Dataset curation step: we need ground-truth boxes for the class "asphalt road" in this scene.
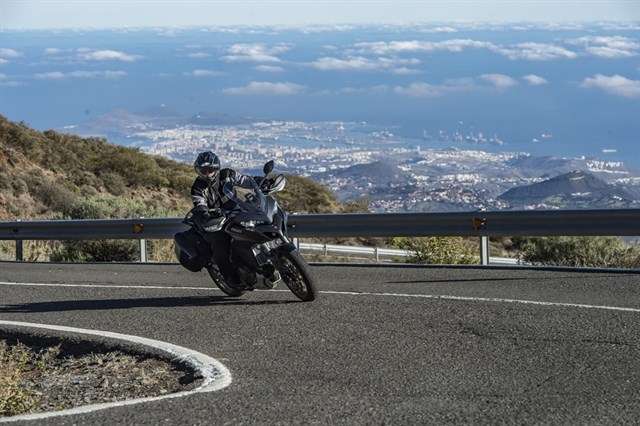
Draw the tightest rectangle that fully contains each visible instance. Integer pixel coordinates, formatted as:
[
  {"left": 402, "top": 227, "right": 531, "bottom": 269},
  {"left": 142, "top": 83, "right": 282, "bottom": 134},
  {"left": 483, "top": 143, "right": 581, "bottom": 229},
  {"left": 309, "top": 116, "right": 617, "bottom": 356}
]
[{"left": 1, "top": 262, "right": 640, "bottom": 424}]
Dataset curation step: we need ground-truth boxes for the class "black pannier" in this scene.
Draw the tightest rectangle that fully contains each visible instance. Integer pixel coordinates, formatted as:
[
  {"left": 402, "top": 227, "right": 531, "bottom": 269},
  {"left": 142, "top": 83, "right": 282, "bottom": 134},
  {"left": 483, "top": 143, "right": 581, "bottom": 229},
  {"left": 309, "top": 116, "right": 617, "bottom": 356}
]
[{"left": 174, "top": 228, "right": 212, "bottom": 272}]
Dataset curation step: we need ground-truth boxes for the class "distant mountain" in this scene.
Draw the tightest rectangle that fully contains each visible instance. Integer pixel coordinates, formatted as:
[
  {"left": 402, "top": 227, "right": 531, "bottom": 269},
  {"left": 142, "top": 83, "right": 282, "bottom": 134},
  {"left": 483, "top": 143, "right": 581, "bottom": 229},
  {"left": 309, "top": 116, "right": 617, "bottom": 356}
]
[
  {"left": 318, "top": 161, "right": 410, "bottom": 185},
  {"left": 187, "top": 111, "right": 254, "bottom": 126},
  {"left": 65, "top": 108, "right": 254, "bottom": 146},
  {"left": 498, "top": 170, "right": 638, "bottom": 209},
  {"left": 506, "top": 154, "right": 633, "bottom": 182},
  {"left": 506, "top": 155, "right": 584, "bottom": 178}
]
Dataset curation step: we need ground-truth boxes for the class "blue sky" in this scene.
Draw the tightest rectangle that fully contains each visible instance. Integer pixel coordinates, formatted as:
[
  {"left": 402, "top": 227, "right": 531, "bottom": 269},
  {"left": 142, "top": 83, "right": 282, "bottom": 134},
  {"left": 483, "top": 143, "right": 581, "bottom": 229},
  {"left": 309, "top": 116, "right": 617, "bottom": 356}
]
[{"left": 1, "top": 1, "right": 640, "bottom": 29}]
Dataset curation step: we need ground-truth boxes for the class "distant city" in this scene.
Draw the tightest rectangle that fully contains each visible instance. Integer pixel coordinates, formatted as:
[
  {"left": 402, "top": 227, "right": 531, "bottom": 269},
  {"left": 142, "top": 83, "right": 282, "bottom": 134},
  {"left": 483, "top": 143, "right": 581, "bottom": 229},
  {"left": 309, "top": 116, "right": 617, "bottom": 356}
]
[{"left": 64, "top": 108, "right": 640, "bottom": 212}]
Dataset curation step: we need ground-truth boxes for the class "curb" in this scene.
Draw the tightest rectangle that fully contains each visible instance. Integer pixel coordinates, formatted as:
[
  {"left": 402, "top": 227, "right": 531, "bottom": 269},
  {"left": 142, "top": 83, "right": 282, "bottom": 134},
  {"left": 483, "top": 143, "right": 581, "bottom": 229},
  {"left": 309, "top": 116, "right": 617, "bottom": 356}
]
[{"left": 0, "top": 320, "right": 232, "bottom": 423}]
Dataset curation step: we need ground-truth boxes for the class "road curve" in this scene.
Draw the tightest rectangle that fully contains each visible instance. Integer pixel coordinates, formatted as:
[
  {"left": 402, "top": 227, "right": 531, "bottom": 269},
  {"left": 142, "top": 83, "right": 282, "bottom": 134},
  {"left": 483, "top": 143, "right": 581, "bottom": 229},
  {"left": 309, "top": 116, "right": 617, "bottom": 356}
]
[{"left": 1, "top": 262, "right": 640, "bottom": 424}]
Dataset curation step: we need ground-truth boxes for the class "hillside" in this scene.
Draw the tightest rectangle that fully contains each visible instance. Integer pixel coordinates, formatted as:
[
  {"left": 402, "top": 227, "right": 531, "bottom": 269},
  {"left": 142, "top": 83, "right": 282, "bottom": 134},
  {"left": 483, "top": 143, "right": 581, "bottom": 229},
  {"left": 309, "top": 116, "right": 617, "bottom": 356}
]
[
  {"left": 0, "top": 115, "right": 345, "bottom": 221},
  {"left": 498, "top": 170, "right": 638, "bottom": 209},
  {"left": 318, "top": 161, "right": 409, "bottom": 185}
]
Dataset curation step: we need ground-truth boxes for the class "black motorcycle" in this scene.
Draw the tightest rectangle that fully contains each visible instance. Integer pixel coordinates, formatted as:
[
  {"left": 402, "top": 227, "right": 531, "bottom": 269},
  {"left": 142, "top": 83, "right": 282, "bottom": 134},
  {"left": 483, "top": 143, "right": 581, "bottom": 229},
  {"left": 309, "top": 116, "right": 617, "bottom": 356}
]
[{"left": 174, "top": 161, "right": 317, "bottom": 302}]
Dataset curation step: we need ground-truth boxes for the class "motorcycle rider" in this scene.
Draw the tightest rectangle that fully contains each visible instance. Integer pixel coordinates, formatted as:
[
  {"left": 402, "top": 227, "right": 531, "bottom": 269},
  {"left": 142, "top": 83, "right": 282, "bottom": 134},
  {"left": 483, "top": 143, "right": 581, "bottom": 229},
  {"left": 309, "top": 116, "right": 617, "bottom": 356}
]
[
  {"left": 191, "top": 151, "right": 242, "bottom": 287},
  {"left": 191, "top": 151, "right": 280, "bottom": 289}
]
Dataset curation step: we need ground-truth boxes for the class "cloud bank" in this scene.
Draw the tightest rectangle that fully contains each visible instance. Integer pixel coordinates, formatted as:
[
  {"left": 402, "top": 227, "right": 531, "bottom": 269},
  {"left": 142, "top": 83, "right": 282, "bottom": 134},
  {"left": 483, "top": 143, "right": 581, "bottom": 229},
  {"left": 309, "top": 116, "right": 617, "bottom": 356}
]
[
  {"left": 255, "top": 65, "right": 284, "bottom": 72},
  {"left": 581, "top": 74, "right": 640, "bottom": 98},
  {"left": 308, "top": 56, "right": 420, "bottom": 73},
  {"left": 480, "top": 73, "right": 519, "bottom": 89},
  {"left": 0, "top": 48, "right": 22, "bottom": 58},
  {"left": 222, "top": 81, "right": 305, "bottom": 95},
  {"left": 183, "top": 69, "right": 224, "bottom": 77},
  {"left": 221, "top": 43, "right": 291, "bottom": 63},
  {"left": 568, "top": 36, "right": 640, "bottom": 58},
  {"left": 522, "top": 74, "right": 548, "bottom": 85},
  {"left": 79, "top": 50, "right": 139, "bottom": 62},
  {"left": 34, "top": 70, "right": 127, "bottom": 80}
]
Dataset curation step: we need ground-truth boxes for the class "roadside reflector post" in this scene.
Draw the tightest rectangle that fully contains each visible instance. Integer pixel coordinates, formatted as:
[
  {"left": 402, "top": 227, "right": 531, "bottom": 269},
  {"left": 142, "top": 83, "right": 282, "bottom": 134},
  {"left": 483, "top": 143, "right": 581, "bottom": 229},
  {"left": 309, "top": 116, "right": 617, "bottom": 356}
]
[
  {"left": 15, "top": 240, "right": 23, "bottom": 262},
  {"left": 480, "top": 236, "right": 490, "bottom": 266},
  {"left": 323, "top": 243, "right": 328, "bottom": 256},
  {"left": 136, "top": 218, "right": 146, "bottom": 263},
  {"left": 374, "top": 247, "right": 379, "bottom": 263},
  {"left": 139, "top": 239, "right": 147, "bottom": 263}
]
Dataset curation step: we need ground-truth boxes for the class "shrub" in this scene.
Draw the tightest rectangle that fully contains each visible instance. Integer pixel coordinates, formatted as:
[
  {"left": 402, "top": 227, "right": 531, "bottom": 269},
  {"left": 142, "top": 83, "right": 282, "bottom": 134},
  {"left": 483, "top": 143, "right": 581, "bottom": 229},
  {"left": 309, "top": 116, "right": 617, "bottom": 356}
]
[
  {"left": 0, "top": 172, "right": 11, "bottom": 190},
  {"left": 147, "top": 239, "right": 177, "bottom": 262},
  {"left": 391, "top": 236, "right": 478, "bottom": 264},
  {"left": 51, "top": 240, "right": 138, "bottom": 262},
  {"left": 276, "top": 175, "right": 339, "bottom": 213},
  {"left": 511, "top": 236, "right": 640, "bottom": 268},
  {"left": 56, "top": 195, "right": 175, "bottom": 262},
  {"left": 341, "top": 198, "right": 370, "bottom": 213},
  {"left": 34, "top": 180, "right": 77, "bottom": 212},
  {"left": 100, "top": 172, "right": 127, "bottom": 195},
  {"left": 10, "top": 177, "right": 28, "bottom": 195},
  {"left": 63, "top": 195, "right": 173, "bottom": 220},
  {"left": 0, "top": 341, "right": 38, "bottom": 416}
]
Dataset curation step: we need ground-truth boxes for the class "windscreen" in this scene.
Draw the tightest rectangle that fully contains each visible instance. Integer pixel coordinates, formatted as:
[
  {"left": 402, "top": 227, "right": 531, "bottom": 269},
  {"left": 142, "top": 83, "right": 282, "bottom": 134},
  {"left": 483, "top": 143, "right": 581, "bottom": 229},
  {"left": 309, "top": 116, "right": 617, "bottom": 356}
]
[{"left": 222, "top": 175, "right": 266, "bottom": 213}]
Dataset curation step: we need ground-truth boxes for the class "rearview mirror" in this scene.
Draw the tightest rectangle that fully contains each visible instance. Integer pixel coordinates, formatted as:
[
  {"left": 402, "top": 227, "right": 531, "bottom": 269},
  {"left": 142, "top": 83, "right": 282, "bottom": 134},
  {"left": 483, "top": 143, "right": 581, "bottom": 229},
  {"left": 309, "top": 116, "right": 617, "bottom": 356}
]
[
  {"left": 263, "top": 160, "right": 275, "bottom": 176},
  {"left": 268, "top": 174, "right": 286, "bottom": 193}
]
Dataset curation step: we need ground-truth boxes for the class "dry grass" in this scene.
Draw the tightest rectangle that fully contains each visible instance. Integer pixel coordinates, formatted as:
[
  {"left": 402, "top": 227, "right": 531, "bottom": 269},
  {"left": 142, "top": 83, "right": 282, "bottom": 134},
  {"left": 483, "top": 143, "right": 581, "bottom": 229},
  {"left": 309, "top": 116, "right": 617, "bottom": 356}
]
[{"left": 0, "top": 341, "right": 58, "bottom": 417}]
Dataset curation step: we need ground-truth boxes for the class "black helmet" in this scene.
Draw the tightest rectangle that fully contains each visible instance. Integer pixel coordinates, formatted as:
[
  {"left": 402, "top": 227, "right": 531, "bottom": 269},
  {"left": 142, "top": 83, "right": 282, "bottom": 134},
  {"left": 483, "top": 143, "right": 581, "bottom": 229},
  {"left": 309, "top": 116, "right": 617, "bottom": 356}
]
[{"left": 194, "top": 151, "right": 220, "bottom": 182}]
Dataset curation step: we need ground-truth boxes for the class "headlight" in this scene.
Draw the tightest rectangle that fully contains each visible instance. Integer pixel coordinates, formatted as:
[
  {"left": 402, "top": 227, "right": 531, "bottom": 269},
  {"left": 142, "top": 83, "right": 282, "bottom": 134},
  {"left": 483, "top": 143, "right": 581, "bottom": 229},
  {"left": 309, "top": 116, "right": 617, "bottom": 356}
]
[{"left": 240, "top": 220, "right": 258, "bottom": 228}]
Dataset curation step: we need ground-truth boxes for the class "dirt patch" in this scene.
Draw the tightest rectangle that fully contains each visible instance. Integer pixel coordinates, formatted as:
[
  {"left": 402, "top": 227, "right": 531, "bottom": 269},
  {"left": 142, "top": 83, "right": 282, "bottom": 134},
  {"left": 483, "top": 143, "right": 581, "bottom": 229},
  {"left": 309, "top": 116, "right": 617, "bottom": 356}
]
[{"left": 0, "top": 335, "right": 202, "bottom": 418}]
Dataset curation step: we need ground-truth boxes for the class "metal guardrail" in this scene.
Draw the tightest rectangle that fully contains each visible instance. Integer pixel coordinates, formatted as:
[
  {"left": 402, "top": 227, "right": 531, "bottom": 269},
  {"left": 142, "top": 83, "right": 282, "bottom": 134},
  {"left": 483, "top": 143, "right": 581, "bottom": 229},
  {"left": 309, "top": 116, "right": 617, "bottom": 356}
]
[{"left": 1, "top": 209, "right": 639, "bottom": 265}]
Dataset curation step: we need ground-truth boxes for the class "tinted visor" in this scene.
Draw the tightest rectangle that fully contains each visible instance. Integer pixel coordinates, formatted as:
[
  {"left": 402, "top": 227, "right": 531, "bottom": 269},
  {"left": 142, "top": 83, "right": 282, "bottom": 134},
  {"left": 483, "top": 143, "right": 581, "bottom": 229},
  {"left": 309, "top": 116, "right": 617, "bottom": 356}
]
[{"left": 200, "top": 165, "right": 219, "bottom": 176}]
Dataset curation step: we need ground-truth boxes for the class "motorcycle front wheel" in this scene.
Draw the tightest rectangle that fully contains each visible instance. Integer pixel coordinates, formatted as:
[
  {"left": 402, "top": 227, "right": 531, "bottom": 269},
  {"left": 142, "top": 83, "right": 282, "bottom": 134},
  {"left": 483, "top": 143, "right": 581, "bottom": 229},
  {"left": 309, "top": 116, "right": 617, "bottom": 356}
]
[
  {"left": 206, "top": 265, "right": 245, "bottom": 297},
  {"left": 277, "top": 251, "right": 317, "bottom": 302}
]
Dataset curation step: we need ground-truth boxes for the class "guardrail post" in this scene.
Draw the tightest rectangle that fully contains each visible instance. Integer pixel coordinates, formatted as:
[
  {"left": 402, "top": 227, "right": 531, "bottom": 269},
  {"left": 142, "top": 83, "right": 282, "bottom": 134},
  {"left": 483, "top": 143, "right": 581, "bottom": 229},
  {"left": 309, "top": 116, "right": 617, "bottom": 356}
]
[
  {"left": 323, "top": 243, "right": 328, "bottom": 256},
  {"left": 15, "top": 240, "right": 23, "bottom": 262},
  {"left": 479, "top": 236, "right": 490, "bottom": 266},
  {"left": 374, "top": 247, "right": 379, "bottom": 263},
  {"left": 139, "top": 239, "right": 147, "bottom": 263}
]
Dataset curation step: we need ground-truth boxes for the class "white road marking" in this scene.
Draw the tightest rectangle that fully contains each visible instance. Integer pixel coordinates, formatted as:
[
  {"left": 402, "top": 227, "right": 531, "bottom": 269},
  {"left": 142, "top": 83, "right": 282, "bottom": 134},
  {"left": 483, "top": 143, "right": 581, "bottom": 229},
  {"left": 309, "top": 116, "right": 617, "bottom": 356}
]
[
  {"left": 0, "top": 320, "right": 232, "bottom": 423},
  {"left": 318, "top": 290, "right": 640, "bottom": 313},
  {"left": 1, "top": 280, "right": 640, "bottom": 313}
]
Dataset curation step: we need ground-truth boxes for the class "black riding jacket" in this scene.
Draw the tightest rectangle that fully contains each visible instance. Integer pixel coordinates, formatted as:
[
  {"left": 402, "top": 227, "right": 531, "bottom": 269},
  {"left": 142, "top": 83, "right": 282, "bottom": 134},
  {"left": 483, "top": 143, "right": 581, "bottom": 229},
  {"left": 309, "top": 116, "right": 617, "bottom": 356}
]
[{"left": 190, "top": 168, "right": 237, "bottom": 213}]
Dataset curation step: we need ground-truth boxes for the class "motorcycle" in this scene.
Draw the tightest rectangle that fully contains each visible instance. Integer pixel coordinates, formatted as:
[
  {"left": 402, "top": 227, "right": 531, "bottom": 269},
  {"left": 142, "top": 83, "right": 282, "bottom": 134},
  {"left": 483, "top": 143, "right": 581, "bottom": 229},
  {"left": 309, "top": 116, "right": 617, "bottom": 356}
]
[{"left": 175, "top": 161, "right": 317, "bottom": 302}]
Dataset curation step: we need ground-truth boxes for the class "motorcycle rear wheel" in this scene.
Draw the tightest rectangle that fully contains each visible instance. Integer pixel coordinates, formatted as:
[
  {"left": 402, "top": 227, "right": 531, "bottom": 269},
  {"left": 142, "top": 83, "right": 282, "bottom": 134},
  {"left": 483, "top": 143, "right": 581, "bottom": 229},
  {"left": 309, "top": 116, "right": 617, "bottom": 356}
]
[
  {"left": 277, "top": 251, "right": 317, "bottom": 302},
  {"left": 206, "top": 265, "right": 245, "bottom": 297}
]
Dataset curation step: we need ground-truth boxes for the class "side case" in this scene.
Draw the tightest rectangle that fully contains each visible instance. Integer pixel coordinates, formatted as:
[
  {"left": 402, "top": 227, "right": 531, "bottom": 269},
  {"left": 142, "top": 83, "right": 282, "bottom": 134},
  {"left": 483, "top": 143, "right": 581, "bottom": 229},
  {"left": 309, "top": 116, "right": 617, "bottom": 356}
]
[{"left": 174, "top": 228, "right": 212, "bottom": 272}]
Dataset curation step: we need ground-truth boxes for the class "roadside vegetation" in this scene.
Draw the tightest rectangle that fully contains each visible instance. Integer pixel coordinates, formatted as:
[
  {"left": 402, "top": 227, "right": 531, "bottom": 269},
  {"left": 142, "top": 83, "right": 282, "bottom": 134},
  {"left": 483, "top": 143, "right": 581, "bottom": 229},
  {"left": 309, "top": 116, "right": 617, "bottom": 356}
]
[
  {"left": 510, "top": 236, "right": 640, "bottom": 268},
  {"left": 0, "top": 339, "right": 197, "bottom": 418},
  {"left": 390, "top": 236, "right": 478, "bottom": 264}
]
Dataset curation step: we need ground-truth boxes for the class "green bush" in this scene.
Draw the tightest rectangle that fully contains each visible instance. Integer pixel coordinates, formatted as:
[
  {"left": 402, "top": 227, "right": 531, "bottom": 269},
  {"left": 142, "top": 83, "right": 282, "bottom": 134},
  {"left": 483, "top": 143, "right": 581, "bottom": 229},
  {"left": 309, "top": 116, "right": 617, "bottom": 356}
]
[
  {"left": 276, "top": 175, "right": 339, "bottom": 213},
  {"left": 51, "top": 240, "right": 138, "bottom": 262},
  {"left": 391, "top": 237, "right": 478, "bottom": 264},
  {"left": 34, "top": 180, "right": 77, "bottom": 211},
  {"left": 100, "top": 172, "right": 127, "bottom": 195},
  {"left": 63, "top": 195, "right": 173, "bottom": 220},
  {"left": 55, "top": 195, "right": 176, "bottom": 262},
  {"left": 10, "top": 177, "right": 28, "bottom": 195},
  {"left": 0, "top": 172, "right": 11, "bottom": 190},
  {"left": 512, "top": 236, "right": 640, "bottom": 268}
]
